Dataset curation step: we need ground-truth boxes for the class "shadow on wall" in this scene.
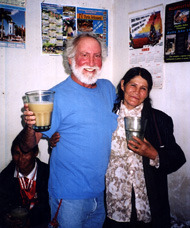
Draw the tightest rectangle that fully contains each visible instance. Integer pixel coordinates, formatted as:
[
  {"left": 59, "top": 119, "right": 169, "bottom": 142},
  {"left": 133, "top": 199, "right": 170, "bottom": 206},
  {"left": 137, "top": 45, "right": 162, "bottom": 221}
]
[{"left": 168, "top": 165, "right": 190, "bottom": 227}]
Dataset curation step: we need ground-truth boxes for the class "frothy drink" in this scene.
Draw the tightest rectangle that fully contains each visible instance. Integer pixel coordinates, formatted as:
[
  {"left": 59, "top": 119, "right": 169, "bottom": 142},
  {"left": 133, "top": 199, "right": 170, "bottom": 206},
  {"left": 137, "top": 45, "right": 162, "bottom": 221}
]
[
  {"left": 28, "top": 101, "right": 53, "bottom": 131},
  {"left": 25, "top": 90, "right": 55, "bottom": 132}
]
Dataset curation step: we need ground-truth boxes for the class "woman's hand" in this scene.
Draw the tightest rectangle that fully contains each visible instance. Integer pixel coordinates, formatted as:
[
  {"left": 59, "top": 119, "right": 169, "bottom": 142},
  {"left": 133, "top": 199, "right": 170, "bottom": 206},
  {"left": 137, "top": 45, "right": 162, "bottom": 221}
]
[{"left": 128, "top": 137, "right": 158, "bottom": 160}]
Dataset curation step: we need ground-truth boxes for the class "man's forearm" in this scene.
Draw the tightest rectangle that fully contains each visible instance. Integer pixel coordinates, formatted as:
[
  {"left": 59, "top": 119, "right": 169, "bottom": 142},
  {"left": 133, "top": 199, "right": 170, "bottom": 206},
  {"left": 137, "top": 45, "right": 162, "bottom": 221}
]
[{"left": 18, "top": 125, "right": 40, "bottom": 152}]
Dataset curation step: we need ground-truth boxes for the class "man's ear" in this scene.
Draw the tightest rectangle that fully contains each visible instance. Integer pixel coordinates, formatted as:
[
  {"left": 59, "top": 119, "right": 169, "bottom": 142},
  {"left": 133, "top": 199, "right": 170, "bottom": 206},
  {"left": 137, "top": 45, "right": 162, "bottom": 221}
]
[
  {"left": 35, "top": 151, "right": 39, "bottom": 157},
  {"left": 121, "top": 80, "right": 125, "bottom": 91},
  {"left": 68, "top": 58, "right": 72, "bottom": 65}
]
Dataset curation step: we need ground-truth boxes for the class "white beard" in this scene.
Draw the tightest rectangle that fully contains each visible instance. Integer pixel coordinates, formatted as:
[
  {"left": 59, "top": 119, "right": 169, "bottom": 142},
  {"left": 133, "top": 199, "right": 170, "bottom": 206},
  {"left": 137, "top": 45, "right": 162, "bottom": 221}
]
[{"left": 71, "top": 59, "right": 102, "bottom": 85}]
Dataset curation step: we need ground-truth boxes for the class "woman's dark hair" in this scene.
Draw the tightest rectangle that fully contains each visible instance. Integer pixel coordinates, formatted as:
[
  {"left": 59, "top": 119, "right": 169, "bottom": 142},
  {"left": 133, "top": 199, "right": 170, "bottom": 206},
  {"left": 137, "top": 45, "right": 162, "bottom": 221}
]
[
  {"left": 113, "top": 67, "right": 153, "bottom": 112},
  {"left": 11, "top": 135, "right": 39, "bottom": 155}
]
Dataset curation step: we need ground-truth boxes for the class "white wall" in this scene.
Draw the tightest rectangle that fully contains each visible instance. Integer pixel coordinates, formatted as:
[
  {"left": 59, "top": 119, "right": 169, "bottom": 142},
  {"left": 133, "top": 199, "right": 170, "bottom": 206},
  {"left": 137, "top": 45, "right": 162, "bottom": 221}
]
[{"left": 0, "top": 0, "right": 189, "bottom": 224}]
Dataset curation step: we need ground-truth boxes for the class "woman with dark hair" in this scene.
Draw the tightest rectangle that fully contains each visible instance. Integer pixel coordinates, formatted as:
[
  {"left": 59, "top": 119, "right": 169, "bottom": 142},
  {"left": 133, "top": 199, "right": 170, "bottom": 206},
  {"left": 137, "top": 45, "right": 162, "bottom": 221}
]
[{"left": 104, "top": 67, "right": 186, "bottom": 228}]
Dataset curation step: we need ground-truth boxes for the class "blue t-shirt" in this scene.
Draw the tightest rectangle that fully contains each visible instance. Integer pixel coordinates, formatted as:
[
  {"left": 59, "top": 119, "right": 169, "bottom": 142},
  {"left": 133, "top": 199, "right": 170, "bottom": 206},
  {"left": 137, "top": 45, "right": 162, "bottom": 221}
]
[{"left": 44, "top": 76, "right": 118, "bottom": 199}]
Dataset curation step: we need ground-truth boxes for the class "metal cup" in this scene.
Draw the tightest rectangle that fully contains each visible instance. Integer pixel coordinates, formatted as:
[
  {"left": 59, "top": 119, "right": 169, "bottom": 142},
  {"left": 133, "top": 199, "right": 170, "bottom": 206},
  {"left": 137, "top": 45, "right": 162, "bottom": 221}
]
[{"left": 124, "top": 116, "right": 147, "bottom": 147}]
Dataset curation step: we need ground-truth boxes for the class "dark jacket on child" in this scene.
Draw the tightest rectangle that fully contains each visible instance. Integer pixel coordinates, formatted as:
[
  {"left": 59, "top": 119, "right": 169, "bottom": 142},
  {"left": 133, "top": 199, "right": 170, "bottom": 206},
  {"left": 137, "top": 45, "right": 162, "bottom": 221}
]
[{"left": 0, "top": 158, "right": 50, "bottom": 227}]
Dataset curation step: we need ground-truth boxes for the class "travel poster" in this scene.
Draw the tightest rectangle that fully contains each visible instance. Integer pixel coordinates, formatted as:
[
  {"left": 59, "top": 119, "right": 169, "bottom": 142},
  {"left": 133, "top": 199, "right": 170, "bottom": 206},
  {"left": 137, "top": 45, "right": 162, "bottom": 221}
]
[
  {"left": 164, "top": 1, "right": 190, "bottom": 62},
  {"left": 41, "top": 3, "right": 76, "bottom": 55},
  {"left": 0, "top": 4, "right": 25, "bottom": 48},
  {"left": 129, "top": 5, "right": 164, "bottom": 89},
  {"left": 77, "top": 7, "right": 108, "bottom": 47},
  {"left": 41, "top": 3, "right": 108, "bottom": 55},
  {"left": 0, "top": 0, "right": 25, "bottom": 7}
]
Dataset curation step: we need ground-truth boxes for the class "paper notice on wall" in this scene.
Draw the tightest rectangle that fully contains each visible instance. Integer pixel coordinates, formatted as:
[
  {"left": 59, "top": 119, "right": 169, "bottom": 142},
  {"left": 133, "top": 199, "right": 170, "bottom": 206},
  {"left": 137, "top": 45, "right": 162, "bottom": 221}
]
[
  {"left": 164, "top": 1, "right": 190, "bottom": 62},
  {"left": 0, "top": 0, "right": 25, "bottom": 7},
  {"left": 0, "top": 4, "right": 25, "bottom": 48},
  {"left": 77, "top": 7, "right": 108, "bottom": 47},
  {"left": 41, "top": 3, "right": 108, "bottom": 55},
  {"left": 129, "top": 4, "right": 164, "bottom": 89}
]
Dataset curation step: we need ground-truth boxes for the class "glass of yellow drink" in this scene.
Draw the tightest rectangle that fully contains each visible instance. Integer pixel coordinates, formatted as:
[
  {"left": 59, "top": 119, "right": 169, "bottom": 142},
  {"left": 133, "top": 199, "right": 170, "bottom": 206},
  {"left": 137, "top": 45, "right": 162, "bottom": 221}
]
[{"left": 25, "top": 90, "right": 55, "bottom": 132}]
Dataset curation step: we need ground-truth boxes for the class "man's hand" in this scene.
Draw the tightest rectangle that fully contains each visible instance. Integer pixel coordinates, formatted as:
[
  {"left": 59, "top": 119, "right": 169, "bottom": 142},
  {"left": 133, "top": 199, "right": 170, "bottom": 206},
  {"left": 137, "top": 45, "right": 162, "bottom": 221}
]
[
  {"left": 49, "top": 132, "right": 60, "bottom": 148},
  {"left": 19, "top": 103, "right": 42, "bottom": 149},
  {"left": 23, "top": 103, "right": 36, "bottom": 128}
]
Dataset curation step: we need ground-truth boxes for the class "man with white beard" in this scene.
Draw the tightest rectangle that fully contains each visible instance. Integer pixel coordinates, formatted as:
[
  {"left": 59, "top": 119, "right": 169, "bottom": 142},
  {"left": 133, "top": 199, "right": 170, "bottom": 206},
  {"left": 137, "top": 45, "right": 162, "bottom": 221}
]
[{"left": 18, "top": 33, "right": 118, "bottom": 228}]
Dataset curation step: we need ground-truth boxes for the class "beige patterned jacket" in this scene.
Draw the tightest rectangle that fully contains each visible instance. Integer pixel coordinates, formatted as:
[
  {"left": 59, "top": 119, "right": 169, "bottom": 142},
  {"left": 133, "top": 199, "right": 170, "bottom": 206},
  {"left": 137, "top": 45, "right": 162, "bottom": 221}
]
[{"left": 106, "top": 102, "right": 151, "bottom": 222}]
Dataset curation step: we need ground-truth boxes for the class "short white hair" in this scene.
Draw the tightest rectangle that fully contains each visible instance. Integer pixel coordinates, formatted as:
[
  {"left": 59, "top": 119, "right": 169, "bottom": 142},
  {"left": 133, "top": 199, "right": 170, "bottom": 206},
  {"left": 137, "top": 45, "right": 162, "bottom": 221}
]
[{"left": 63, "top": 33, "right": 107, "bottom": 74}]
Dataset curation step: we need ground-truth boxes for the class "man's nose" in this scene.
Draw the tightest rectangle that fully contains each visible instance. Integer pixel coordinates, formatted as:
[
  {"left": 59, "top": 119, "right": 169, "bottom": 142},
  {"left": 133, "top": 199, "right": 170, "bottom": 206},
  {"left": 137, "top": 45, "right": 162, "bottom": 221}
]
[
  {"left": 88, "top": 56, "right": 95, "bottom": 66},
  {"left": 19, "top": 153, "right": 24, "bottom": 161}
]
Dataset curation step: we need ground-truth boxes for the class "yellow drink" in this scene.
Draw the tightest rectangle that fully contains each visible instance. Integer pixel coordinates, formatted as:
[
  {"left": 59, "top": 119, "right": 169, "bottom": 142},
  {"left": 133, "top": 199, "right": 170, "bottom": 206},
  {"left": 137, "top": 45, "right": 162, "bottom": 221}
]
[{"left": 28, "top": 102, "right": 53, "bottom": 131}]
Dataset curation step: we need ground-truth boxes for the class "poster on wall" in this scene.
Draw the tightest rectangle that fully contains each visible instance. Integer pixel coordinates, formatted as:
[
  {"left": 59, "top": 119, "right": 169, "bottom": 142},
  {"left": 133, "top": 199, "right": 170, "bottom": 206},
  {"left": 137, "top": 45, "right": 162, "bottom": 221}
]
[
  {"left": 129, "top": 5, "right": 164, "bottom": 89},
  {"left": 164, "top": 1, "right": 190, "bottom": 62},
  {"left": 41, "top": 3, "right": 73, "bottom": 55},
  {"left": 41, "top": 3, "right": 108, "bottom": 55},
  {"left": 0, "top": 0, "right": 25, "bottom": 7},
  {"left": 77, "top": 7, "right": 108, "bottom": 47},
  {"left": 0, "top": 3, "right": 25, "bottom": 48}
]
